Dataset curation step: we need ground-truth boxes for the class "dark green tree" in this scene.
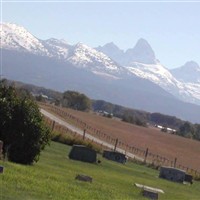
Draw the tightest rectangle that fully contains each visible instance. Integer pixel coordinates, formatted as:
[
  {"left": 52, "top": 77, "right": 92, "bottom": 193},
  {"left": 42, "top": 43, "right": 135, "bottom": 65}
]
[
  {"left": 179, "top": 122, "right": 194, "bottom": 138},
  {"left": 62, "top": 91, "right": 91, "bottom": 111},
  {"left": 0, "top": 80, "right": 50, "bottom": 164}
]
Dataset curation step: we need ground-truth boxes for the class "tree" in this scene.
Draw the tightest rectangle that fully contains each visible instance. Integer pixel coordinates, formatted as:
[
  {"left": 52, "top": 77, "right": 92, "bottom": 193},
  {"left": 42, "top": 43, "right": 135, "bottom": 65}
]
[
  {"left": 62, "top": 91, "right": 91, "bottom": 111},
  {"left": 0, "top": 80, "right": 50, "bottom": 164},
  {"left": 178, "top": 122, "right": 194, "bottom": 138}
]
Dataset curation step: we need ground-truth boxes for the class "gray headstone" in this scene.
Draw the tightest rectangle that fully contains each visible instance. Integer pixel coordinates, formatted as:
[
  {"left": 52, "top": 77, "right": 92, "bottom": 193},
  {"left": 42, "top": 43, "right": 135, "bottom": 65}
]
[
  {"left": 75, "top": 174, "right": 92, "bottom": 183},
  {"left": 184, "top": 174, "right": 193, "bottom": 184},
  {"left": 69, "top": 145, "right": 97, "bottom": 163},
  {"left": 159, "top": 166, "right": 186, "bottom": 183},
  {"left": 142, "top": 189, "right": 158, "bottom": 200},
  {"left": 0, "top": 166, "right": 4, "bottom": 174},
  {"left": 0, "top": 141, "right": 3, "bottom": 160},
  {"left": 103, "top": 150, "right": 127, "bottom": 164}
]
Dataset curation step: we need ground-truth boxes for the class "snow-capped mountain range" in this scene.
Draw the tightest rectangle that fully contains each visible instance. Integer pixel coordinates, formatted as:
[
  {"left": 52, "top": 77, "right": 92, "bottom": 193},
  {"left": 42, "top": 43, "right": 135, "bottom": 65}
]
[
  {"left": 97, "top": 39, "right": 200, "bottom": 105},
  {"left": 1, "top": 22, "right": 200, "bottom": 122},
  {"left": 1, "top": 22, "right": 125, "bottom": 79}
]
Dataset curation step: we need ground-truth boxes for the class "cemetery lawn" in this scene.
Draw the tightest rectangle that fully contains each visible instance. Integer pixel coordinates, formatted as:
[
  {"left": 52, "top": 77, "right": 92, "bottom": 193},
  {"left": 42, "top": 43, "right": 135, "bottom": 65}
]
[{"left": 0, "top": 142, "right": 200, "bottom": 200}]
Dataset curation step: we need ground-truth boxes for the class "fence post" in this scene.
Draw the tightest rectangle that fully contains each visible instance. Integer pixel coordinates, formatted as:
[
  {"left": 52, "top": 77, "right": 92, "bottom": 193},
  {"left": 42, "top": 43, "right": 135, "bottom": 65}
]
[
  {"left": 125, "top": 144, "right": 128, "bottom": 155},
  {"left": 144, "top": 148, "right": 149, "bottom": 163},
  {"left": 114, "top": 138, "right": 118, "bottom": 152},
  {"left": 174, "top": 157, "right": 177, "bottom": 168},
  {"left": 83, "top": 129, "right": 86, "bottom": 140},
  {"left": 51, "top": 121, "right": 55, "bottom": 131}
]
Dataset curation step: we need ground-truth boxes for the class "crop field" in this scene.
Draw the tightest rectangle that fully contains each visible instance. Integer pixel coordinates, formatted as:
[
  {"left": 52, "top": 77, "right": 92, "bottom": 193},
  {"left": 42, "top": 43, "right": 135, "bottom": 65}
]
[
  {"left": 1, "top": 142, "right": 200, "bottom": 200},
  {"left": 40, "top": 103, "right": 200, "bottom": 172}
]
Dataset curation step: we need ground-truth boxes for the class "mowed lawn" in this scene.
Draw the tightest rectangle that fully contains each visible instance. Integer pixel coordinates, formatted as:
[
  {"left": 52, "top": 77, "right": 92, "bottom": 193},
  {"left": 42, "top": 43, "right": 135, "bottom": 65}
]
[{"left": 0, "top": 142, "right": 200, "bottom": 200}]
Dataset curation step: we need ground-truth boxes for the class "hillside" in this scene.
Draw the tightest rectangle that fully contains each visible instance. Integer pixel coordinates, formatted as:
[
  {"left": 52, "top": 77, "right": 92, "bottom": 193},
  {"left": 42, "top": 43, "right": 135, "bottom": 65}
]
[{"left": 1, "top": 142, "right": 200, "bottom": 200}]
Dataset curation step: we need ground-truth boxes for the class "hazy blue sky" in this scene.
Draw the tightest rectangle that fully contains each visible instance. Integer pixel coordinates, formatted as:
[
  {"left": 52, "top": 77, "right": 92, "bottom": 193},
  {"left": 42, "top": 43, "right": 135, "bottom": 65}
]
[{"left": 2, "top": 1, "right": 200, "bottom": 68}]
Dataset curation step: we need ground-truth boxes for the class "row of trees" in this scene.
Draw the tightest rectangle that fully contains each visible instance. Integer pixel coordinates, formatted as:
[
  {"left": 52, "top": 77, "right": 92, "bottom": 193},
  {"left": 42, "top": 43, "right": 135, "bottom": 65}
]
[
  {"left": 178, "top": 122, "right": 200, "bottom": 140},
  {"left": 6, "top": 80, "right": 200, "bottom": 142},
  {"left": 0, "top": 80, "right": 50, "bottom": 164}
]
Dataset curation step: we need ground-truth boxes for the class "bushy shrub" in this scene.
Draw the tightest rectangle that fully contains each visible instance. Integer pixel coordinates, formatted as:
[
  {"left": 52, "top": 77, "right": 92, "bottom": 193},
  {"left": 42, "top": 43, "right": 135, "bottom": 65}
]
[{"left": 0, "top": 80, "right": 51, "bottom": 164}]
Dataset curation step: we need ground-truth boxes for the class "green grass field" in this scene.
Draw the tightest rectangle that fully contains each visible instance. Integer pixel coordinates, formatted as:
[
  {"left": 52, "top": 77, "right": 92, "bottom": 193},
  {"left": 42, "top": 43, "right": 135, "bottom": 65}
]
[{"left": 0, "top": 142, "right": 200, "bottom": 200}]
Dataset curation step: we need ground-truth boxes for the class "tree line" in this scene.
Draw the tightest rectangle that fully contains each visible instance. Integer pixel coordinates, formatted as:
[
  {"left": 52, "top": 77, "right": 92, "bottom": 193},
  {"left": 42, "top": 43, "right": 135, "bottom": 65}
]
[{"left": 5, "top": 79, "right": 200, "bottom": 142}]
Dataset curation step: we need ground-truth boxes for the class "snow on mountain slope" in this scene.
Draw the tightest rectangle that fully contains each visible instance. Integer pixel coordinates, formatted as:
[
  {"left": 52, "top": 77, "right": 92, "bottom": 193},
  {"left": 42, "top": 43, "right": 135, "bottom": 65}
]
[
  {"left": 1, "top": 22, "right": 200, "bottom": 105},
  {"left": 67, "top": 42, "right": 125, "bottom": 78},
  {"left": 0, "top": 23, "right": 49, "bottom": 56},
  {"left": 96, "top": 42, "right": 125, "bottom": 65},
  {"left": 127, "top": 62, "right": 200, "bottom": 105},
  {"left": 42, "top": 38, "right": 72, "bottom": 60},
  {"left": 1, "top": 22, "right": 125, "bottom": 79}
]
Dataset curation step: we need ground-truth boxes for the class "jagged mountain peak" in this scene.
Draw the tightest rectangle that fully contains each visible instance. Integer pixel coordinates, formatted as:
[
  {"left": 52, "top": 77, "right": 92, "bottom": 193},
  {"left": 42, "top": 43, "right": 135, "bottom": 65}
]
[
  {"left": 99, "top": 42, "right": 122, "bottom": 51},
  {"left": 134, "top": 38, "right": 152, "bottom": 49},
  {"left": 95, "top": 42, "right": 124, "bottom": 65},
  {"left": 125, "top": 38, "right": 157, "bottom": 65},
  {"left": 1, "top": 22, "right": 49, "bottom": 55},
  {"left": 2, "top": 22, "right": 28, "bottom": 32}
]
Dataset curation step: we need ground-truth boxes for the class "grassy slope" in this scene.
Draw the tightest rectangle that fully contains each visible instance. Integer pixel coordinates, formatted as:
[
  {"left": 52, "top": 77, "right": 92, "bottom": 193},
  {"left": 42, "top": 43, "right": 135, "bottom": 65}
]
[{"left": 0, "top": 142, "right": 200, "bottom": 200}]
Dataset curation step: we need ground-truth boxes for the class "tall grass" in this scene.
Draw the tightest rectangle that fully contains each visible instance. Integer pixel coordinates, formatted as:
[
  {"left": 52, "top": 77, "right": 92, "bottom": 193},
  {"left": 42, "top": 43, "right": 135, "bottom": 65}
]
[{"left": 51, "top": 130, "right": 102, "bottom": 153}]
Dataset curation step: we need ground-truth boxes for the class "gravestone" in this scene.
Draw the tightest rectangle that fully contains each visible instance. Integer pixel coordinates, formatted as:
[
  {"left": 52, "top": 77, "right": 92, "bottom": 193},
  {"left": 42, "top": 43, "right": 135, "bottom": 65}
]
[
  {"left": 184, "top": 174, "right": 193, "bottom": 184},
  {"left": 75, "top": 174, "right": 93, "bottom": 183},
  {"left": 103, "top": 150, "right": 127, "bottom": 164},
  {"left": 69, "top": 145, "right": 97, "bottom": 163},
  {"left": 159, "top": 166, "right": 186, "bottom": 183},
  {"left": 142, "top": 189, "right": 158, "bottom": 200},
  {"left": 0, "top": 140, "right": 3, "bottom": 160},
  {"left": 0, "top": 166, "right": 4, "bottom": 174},
  {"left": 135, "top": 183, "right": 164, "bottom": 200}
]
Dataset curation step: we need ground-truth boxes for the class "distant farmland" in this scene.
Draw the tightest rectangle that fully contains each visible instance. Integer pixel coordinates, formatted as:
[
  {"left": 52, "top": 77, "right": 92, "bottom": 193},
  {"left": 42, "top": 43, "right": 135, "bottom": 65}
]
[{"left": 41, "top": 104, "right": 200, "bottom": 172}]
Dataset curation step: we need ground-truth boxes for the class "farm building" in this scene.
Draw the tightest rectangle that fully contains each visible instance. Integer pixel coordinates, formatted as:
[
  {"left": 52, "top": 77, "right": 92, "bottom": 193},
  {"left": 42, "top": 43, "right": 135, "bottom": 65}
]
[
  {"left": 159, "top": 166, "right": 186, "bottom": 183},
  {"left": 103, "top": 150, "right": 127, "bottom": 164},
  {"left": 68, "top": 145, "right": 97, "bottom": 163}
]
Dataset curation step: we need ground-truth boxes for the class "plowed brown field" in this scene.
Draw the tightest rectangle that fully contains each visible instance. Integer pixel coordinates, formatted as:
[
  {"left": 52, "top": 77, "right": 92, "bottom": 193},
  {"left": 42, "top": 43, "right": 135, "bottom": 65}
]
[{"left": 42, "top": 104, "right": 200, "bottom": 171}]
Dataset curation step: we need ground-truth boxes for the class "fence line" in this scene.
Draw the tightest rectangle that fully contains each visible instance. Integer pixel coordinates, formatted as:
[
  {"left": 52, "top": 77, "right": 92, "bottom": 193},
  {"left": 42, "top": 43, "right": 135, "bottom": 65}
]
[{"left": 40, "top": 103, "right": 200, "bottom": 178}]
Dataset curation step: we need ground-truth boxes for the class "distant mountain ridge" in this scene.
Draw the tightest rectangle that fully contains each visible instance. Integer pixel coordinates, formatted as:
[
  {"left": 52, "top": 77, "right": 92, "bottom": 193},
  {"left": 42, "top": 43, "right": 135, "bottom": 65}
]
[
  {"left": 170, "top": 61, "right": 200, "bottom": 83},
  {"left": 1, "top": 22, "right": 200, "bottom": 123},
  {"left": 96, "top": 38, "right": 158, "bottom": 65},
  {"left": 97, "top": 41, "right": 200, "bottom": 105}
]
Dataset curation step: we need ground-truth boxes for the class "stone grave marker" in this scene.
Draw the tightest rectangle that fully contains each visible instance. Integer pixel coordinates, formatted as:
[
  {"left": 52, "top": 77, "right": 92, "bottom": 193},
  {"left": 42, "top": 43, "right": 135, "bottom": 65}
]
[
  {"left": 0, "top": 166, "right": 4, "bottom": 174},
  {"left": 159, "top": 166, "right": 186, "bottom": 183},
  {"left": 68, "top": 145, "right": 97, "bottom": 163},
  {"left": 0, "top": 140, "right": 3, "bottom": 160},
  {"left": 103, "top": 150, "right": 127, "bottom": 164},
  {"left": 75, "top": 174, "right": 93, "bottom": 183},
  {"left": 135, "top": 183, "right": 164, "bottom": 200},
  {"left": 184, "top": 174, "right": 193, "bottom": 184}
]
